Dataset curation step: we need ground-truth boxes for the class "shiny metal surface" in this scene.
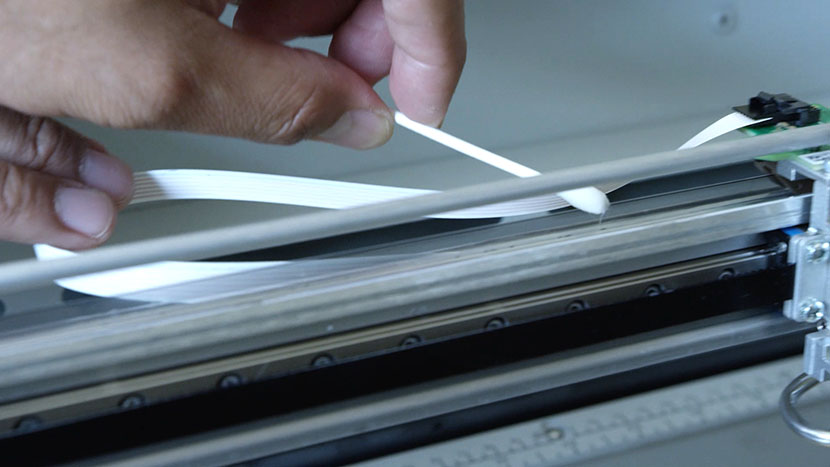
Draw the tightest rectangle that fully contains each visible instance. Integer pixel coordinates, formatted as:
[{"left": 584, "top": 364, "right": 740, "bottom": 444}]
[
  {"left": 0, "top": 185, "right": 810, "bottom": 404},
  {"left": 0, "top": 246, "right": 782, "bottom": 432},
  {"left": 0, "top": 123, "right": 826, "bottom": 295}
]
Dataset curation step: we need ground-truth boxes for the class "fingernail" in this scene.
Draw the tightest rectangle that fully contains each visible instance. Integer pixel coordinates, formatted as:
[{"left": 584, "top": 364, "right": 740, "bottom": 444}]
[
  {"left": 315, "top": 110, "right": 393, "bottom": 149},
  {"left": 79, "top": 149, "right": 133, "bottom": 203},
  {"left": 55, "top": 187, "right": 115, "bottom": 239}
]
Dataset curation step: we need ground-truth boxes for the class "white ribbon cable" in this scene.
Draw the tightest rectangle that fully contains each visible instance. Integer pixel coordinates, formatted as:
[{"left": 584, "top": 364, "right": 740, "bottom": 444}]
[
  {"left": 34, "top": 170, "right": 576, "bottom": 299},
  {"left": 678, "top": 112, "right": 769, "bottom": 150},
  {"left": 128, "top": 169, "right": 573, "bottom": 219},
  {"left": 34, "top": 111, "right": 768, "bottom": 301}
]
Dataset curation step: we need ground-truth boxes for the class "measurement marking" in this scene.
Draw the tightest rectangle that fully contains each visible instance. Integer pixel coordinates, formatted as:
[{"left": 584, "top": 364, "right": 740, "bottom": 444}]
[{"left": 354, "top": 357, "right": 830, "bottom": 467}]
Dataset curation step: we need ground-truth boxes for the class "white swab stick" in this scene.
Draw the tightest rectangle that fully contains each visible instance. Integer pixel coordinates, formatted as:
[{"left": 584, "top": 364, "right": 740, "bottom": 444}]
[
  {"left": 394, "top": 112, "right": 541, "bottom": 177},
  {"left": 394, "top": 111, "right": 609, "bottom": 214}
]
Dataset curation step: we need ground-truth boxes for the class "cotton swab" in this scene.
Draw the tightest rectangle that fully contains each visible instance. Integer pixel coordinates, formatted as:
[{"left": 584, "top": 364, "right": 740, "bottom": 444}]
[{"left": 393, "top": 112, "right": 610, "bottom": 215}]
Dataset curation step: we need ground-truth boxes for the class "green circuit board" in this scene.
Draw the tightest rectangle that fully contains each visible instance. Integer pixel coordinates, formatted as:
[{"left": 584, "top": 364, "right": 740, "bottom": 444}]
[{"left": 742, "top": 103, "right": 830, "bottom": 164}]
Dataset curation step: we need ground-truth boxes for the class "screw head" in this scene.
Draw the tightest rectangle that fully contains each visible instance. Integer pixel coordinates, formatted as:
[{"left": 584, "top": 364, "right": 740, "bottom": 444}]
[
  {"left": 485, "top": 317, "right": 507, "bottom": 330},
  {"left": 311, "top": 354, "right": 335, "bottom": 367},
  {"left": 218, "top": 373, "right": 244, "bottom": 389},
  {"left": 14, "top": 416, "right": 43, "bottom": 433},
  {"left": 119, "top": 394, "right": 146, "bottom": 409},
  {"left": 644, "top": 284, "right": 663, "bottom": 297},
  {"left": 799, "top": 298, "right": 826, "bottom": 322},
  {"left": 566, "top": 300, "right": 588, "bottom": 312},
  {"left": 400, "top": 335, "right": 423, "bottom": 347},
  {"left": 805, "top": 242, "right": 829, "bottom": 262}
]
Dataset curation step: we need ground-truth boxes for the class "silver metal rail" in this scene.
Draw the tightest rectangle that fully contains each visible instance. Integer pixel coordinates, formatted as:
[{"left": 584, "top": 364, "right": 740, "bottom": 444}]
[
  {"left": 0, "top": 189, "right": 810, "bottom": 403},
  {"left": 0, "top": 123, "right": 826, "bottom": 295}
]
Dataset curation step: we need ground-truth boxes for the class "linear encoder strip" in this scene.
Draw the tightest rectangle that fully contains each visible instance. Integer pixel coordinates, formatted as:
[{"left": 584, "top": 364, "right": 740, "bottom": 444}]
[{"left": 33, "top": 111, "right": 765, "bottom": 301}]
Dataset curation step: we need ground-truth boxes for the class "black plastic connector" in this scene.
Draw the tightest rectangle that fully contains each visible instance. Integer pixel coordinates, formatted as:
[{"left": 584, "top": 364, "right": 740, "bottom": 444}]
[{"left": 734, "top": 92, "right": 820, "bottom": 128}]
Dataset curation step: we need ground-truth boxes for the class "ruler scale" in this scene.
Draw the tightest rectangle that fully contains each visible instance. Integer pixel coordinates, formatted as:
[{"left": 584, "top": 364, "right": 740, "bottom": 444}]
[{"left": 354, "top": 357, "right": 830, "bottom": 467}]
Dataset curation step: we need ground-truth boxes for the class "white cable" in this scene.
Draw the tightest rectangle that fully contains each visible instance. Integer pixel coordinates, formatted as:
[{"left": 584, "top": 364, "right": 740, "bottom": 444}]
[
  {"left": 34, "top": 111, "right": 768, "bottom": 302},
  {"left": 678, "top": 112, "right": 770, "bottom": 150}
]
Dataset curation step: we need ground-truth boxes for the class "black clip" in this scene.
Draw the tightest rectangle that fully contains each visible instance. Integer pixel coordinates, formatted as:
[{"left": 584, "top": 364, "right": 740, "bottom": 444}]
[{"left": 734, "top": 92, "right": 820, "bottom": 128}]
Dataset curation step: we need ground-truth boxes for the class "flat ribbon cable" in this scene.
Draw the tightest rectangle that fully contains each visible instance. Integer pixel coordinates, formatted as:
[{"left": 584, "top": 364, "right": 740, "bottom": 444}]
[{"left": 33, "top": 111, "right": 766, "bottom": 302}]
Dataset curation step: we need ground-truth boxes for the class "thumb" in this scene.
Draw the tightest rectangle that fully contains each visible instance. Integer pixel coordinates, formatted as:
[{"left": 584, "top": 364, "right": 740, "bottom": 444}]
[{"left": 157, "top": 18, "right": 394, "bottom": 149}]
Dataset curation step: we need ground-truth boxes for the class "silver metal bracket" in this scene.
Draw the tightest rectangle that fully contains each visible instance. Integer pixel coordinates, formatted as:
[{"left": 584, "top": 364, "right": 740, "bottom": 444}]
[
  {"left": 777, "top": 157, "right": 830, "bottom": 445},
  {"left": 778, "top": 158, "right": 830, "bottom": 323}
]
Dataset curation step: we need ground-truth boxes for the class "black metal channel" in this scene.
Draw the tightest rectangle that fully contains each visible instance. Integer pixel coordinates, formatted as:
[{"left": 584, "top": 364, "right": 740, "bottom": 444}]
[
  {"left": 0, "top": 265, "right": 795, "bottom": 465},
  {"left": 254, "top": 324, "right": 805, "bottom": 467}
]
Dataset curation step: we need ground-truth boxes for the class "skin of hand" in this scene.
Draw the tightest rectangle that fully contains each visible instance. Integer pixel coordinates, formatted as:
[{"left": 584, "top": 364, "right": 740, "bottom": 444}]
[{"left": 0, "top": 0, "right": 466, "bottom": 250}]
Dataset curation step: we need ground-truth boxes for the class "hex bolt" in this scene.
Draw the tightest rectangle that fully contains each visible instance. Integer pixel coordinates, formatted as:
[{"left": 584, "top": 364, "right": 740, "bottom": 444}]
[
  {"left": 799, "top": 298, "right": 826, "bottom": 323},
  {"left": 400, "top": 335, "right": 423, "bottom": 347},
  {"left": 119, "top": 394, "right": 146, "bottom": 409},
  {"left": 566, "top": 300, "right": 588, "bottom": 312},
  {"left": 805, "top": 241, "right": 830, "bottom": 263},
  {"left": 485, "top": 317, "right": 507, "bottom": 330},
  {"left": 218, "top": 373, "right": 244, "bottom": 389},
  {"left": 644, "top": 284, "right": 663, "bottom": 297},
  {"left": 311, "top": 354, "right": 335, "bottom": 367},
  {"left": 14, "top": 416, "right": 43, "bottom": 433}
]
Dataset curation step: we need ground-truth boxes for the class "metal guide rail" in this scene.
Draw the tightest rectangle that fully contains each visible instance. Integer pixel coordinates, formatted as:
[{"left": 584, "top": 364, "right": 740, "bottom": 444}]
[{"left": 0, "top": 243, "right": 791, "bottom": 435}]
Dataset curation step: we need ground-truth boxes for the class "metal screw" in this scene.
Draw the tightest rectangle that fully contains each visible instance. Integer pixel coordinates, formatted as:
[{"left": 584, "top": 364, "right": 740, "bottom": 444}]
[
  {"left": 718, "top": 269, "right": 735, "bottom": 280},
  {"left": 218, "top": 373, "right": 244, "bottom": 389},
  {"left": 566, "top": 300, "right": 588, "bottom": 312},
  {"left": 644, "top": 284, "right": 663, "bottom": 297},
  {"left": 805, "top": 241, "right": 830, "bottom": 262},
  {"left": 485, "top": 317, "right": 507, "bottom": 330},
  {"left": 799, "top": 298, "right": 826, "bottom": 323},
  {"left": 311, "top": 354, "right": 335, "bottom": 367},
  {"left": 14, "top": 416, "right": 43, "bottom": 433},
  {"left": 400, "top": 335, "right": 423, "bottom": 347},
  {"left": 119, "top": 394, "right": 146, "bottom": 409}
]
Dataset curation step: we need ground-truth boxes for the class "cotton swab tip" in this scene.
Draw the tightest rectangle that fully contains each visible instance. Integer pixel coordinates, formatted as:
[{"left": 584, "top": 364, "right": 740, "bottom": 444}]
[{"left": 556, "top": 187, "right": 610, "bottom": 215}]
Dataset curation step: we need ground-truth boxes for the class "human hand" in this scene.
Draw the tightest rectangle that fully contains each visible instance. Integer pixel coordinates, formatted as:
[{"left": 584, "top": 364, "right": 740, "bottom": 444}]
[{"left": 0, "top": 0, "right": 466, "bottom": 249}]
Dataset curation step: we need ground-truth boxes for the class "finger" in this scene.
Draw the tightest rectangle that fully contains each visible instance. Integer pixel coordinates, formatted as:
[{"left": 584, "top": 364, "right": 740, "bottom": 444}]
[
  {"left": 0, "top": 2, "right": 392, "bottom": 149},
  {"left": 233, "top": 0, "right": 360, "bottom": 42},
  {"left": 0, "top": 107, "right": 133, "bottom": 206},
  {"left": 329, "top": 0, "right": 394, "bottom": 84},
  {"left": 383, "top": 0, "right": 466, "bottom": 127},
  {"left": 162, "top": 10, "right": 394, "bottom": 148},
  {"left": 185, "top": 0, "right": 229, "bottom": 19},
  {"left": 0, "top": 161, "right": 116, "bottom": 249}
]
